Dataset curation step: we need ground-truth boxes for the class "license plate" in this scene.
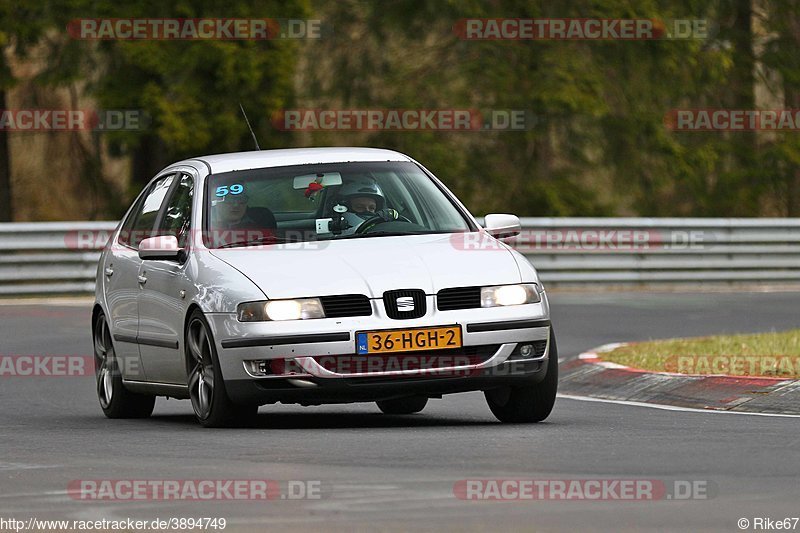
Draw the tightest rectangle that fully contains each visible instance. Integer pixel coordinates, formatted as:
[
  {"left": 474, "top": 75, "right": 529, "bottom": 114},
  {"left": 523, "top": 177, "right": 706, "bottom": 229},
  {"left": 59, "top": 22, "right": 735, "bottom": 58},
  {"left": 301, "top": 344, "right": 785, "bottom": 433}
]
[{"left": 356, "top": 326, "right": 462, "bottom": 355}]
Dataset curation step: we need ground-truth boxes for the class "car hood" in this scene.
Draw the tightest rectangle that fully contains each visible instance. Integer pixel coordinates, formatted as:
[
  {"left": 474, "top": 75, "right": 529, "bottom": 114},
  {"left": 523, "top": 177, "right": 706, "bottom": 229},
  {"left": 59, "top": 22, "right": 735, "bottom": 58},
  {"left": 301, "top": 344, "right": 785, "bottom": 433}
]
[{"left": 209, "top": 233, "right": 522, "bottom": 299}]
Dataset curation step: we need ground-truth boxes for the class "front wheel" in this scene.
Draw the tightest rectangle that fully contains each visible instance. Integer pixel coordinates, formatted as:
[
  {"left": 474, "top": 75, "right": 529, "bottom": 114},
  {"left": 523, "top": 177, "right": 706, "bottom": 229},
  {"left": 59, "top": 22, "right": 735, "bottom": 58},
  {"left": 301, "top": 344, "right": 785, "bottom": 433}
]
[
  {"left": 93, "top": 312, "right": 155, "bottom": 419},
  {"left": 484, "top": 331, "right": 558, "bottom": 423},
  {"left": 186, "top": 310, "right": 257, "bottom": 428}
]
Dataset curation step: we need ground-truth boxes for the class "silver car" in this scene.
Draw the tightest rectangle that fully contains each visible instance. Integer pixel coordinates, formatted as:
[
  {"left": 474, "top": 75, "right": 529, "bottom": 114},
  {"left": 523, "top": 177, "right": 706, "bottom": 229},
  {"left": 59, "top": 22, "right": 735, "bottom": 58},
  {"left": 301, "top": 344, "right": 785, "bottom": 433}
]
[{"left": 92, "top": 147, "right": 557, "bottom": 427}]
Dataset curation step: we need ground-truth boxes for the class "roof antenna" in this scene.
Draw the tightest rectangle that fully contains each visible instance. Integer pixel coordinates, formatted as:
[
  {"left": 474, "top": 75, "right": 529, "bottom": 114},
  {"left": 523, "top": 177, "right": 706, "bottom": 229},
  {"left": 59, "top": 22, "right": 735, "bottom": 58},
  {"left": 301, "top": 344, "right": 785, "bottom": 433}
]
[{"left": 239, "top": 102, "right": 261, "bottom": 150}]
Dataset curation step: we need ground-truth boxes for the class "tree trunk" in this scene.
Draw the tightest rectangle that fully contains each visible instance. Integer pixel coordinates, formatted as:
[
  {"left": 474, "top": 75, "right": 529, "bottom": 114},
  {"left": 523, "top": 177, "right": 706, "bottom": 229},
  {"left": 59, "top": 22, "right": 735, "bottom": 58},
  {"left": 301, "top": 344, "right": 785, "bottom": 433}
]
[
  {"left": 732, "top": 0, "right": 756, "bottom": 213},
  {"left": 131, "top": 134, "right": 167, "bottom": 190},
  {"left": 782, "top": 2, "right": 800, "bottom": 216},
  {"left": 717, "top": 0, "right": 756, "bottom": 215},
  {"left": 0, "top": 89, "right": 12, "bottom": 222}
]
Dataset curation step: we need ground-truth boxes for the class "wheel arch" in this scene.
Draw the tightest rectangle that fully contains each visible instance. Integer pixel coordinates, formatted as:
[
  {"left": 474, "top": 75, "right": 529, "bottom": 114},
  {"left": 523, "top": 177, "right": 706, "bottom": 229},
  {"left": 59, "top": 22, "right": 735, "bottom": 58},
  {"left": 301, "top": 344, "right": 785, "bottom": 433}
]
[
  {"left": 182, "top": 303, "right": 204, "bottom": 366},
  {"left": 91, "top": 303, "right": 105, "bottom": 336}
]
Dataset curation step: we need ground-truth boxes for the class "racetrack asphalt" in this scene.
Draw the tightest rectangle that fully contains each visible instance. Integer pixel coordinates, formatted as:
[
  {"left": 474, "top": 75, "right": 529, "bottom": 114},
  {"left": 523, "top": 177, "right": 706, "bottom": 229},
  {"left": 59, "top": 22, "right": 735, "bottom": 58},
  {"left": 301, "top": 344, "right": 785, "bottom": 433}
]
[{"left": 0, "top": 290, "right": 798, "bottom": 532}]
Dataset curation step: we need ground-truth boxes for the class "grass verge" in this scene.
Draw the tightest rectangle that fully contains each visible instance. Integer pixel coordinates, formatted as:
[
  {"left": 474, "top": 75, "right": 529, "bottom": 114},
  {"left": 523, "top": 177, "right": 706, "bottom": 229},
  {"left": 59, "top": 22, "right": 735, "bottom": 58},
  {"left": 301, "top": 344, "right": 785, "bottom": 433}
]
[{"left": 601, "top": 329, "right": 800, "bottom": 378}]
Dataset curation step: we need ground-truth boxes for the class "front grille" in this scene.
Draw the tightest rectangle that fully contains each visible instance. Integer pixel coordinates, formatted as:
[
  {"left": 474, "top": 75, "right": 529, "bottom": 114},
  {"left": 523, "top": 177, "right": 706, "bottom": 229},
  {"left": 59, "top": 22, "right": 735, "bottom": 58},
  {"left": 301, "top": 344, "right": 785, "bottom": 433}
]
[
  {"left": 319, "top": 294, "right": 372, "bottom": 318},
  {"left": 437, "top": 286, "right": 481, "bottom": 310},
  {"left": 383, "top": 289, "right": 427, "bottom": 319}
]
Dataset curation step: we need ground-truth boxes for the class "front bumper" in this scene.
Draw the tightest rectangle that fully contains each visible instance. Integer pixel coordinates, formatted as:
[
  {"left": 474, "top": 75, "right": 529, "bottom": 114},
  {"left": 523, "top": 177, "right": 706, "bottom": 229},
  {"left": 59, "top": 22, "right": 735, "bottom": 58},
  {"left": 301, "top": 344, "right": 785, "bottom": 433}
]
[{"left": 206, "top": 296, "right": 552, "bottom": 405}]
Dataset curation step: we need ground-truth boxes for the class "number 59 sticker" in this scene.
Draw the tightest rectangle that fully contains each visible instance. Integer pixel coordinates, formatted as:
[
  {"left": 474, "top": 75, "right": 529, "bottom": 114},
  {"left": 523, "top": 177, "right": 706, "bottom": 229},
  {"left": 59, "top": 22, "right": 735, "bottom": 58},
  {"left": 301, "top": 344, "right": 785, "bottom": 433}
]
[{"left": 215, "top": 184, "right": 244, "bottom": 197}]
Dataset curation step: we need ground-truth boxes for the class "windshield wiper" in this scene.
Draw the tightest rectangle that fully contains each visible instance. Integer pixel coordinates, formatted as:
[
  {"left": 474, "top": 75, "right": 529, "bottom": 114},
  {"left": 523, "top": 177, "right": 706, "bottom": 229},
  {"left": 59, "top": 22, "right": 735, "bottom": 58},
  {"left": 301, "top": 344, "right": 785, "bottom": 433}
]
[
  {"left": 216, "top": 236, "right": 296, "bottom": 249},
  {"left": 332, "top": 230, "right": 446, "bottom": 240}
]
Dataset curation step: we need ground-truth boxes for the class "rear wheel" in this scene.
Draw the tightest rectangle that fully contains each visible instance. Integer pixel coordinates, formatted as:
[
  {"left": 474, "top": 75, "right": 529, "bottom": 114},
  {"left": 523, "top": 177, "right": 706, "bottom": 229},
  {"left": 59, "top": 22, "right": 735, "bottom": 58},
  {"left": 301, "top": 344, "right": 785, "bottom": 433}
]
[
  {"left": 186, "top": 310, "right": 257, "bottom": 428},
  {"left": 93, "top": 312, "right": 155, "bottom": 419},
  {"left": 376, "top": 396, "right": 428, "bottom": 414},
  {"left": 485, "top": 331, "right": 559, "bottom": 423}
]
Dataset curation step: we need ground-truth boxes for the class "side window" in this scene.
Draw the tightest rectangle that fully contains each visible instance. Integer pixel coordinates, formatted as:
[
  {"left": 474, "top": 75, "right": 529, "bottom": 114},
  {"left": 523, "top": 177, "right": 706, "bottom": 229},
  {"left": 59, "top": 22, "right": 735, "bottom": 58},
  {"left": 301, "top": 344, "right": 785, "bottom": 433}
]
[
  {"left": 124, "top": 174, "right": 176, "bottom": 249},
  {"left": 157, "top": 173, "right": 194, "bottom": 248},
  {"left": 117, "top": 190, "right": 148, "bottom": 248}
]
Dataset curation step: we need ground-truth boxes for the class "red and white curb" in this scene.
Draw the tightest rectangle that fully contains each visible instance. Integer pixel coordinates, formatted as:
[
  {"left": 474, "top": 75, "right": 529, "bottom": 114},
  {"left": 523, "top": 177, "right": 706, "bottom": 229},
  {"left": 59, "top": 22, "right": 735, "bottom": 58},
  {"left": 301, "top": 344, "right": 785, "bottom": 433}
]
[
  {"left": 578, "top": 343, "right": 629, "bottom": 369},
  {"left": 559, "top": 343, "right": 800, "bottom": 416}
]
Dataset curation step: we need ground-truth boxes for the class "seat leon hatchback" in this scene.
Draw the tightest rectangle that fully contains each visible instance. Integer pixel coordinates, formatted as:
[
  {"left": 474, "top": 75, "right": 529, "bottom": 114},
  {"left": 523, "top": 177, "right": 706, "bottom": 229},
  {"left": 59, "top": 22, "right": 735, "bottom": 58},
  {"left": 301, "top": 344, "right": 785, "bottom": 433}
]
[{"left": 93, "top": 147, "right": 557, "bottom": 427}]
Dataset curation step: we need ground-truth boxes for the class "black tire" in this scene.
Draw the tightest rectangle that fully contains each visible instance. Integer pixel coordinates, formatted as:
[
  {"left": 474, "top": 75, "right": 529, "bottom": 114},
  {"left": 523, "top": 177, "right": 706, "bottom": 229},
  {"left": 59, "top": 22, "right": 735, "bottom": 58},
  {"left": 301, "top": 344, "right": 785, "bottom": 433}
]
[
  {"left": 485, "top": 331, "right": 559, "bottom": 423},
  {"left": 376, "top": 396, "right": 429, "bottom": 414},
  {"left": 185, "top": 310, "right": 258, "bottom": 428},
  {"left": 93, "top": 312, "right": 156, "bottom": 419}
]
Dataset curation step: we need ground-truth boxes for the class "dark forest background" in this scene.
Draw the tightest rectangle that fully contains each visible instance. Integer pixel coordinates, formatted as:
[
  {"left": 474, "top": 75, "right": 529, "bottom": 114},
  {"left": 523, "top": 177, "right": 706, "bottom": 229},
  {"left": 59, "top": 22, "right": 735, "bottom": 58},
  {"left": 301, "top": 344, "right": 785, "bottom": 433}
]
[{"left": 1, "top": 0, "right": 798, "bottom": 221}]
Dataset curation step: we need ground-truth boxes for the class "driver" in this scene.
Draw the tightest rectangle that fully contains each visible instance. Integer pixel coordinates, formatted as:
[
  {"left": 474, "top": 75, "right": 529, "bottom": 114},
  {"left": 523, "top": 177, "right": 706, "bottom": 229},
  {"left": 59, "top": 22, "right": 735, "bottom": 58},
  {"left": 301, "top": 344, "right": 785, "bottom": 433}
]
[
  {"left": 336, "top": 178, "right": 398, "bottom": 220},
  {"left": 336, "top": 178, "right": 384, "bottom": 216},
  {"left": 349, "top": 195, "right": 378, "bottom": 215}
]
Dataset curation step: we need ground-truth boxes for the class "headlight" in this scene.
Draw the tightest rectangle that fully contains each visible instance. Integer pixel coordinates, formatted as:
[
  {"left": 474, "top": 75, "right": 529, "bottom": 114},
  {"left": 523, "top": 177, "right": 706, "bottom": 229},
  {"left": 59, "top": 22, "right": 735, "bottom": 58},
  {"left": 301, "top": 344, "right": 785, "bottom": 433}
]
[
  {"left": 237, "top": 298, "right": 325, "bottom": 322},
  {"left": 481, "top": 284, "right": 541, "bottom": 307}
]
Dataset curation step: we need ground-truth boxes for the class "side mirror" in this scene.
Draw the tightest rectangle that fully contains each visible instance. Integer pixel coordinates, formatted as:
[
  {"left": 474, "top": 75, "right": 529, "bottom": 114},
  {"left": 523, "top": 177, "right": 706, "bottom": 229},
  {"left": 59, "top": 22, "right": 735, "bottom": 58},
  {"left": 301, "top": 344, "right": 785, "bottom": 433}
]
[
  {"left": 138, "top": 235, "right": 182, "bottom": 261},
  {"left": 484, "top": 214, "right": 521, "bottom": 239}
]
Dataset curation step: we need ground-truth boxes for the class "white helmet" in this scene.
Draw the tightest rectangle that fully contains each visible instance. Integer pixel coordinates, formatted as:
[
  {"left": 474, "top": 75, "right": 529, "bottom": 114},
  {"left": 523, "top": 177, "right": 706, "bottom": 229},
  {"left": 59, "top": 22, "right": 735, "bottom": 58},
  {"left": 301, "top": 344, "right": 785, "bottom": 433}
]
[{"left": 336, "top": 177, "right": 386, "bottom": 211}]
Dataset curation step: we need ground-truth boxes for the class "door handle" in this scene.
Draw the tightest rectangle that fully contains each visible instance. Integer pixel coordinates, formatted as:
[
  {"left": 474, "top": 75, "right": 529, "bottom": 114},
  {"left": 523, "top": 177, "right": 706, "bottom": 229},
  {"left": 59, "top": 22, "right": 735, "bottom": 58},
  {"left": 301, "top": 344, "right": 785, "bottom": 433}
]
[
  {"left": 137, "top": 275, "right": 147, "bottom": 285},
  {"left": 104, "top": 267, "right": 114, "bottom": 277}
]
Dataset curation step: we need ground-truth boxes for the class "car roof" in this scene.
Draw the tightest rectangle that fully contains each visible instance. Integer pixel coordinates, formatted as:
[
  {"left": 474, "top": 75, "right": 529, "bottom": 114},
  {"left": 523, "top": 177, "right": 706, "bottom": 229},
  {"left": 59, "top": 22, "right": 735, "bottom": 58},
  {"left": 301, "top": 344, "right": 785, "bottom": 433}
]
[{"left": 184, "top": 147, "right": 413, "bottom": 174}]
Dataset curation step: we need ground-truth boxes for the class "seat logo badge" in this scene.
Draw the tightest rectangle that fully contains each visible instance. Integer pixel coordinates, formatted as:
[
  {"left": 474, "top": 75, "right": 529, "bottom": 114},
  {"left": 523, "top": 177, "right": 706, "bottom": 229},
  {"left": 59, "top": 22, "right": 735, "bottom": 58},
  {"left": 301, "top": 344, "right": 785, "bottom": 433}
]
[{"left": 396, "top": 296, "right": 415, "bottom": 311}]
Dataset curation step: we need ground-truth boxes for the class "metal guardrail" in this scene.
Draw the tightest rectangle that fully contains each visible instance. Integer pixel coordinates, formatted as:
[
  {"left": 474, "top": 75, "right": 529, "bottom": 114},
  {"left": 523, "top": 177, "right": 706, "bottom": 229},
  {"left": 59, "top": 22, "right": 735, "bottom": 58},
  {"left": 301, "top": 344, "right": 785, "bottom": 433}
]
[
  {"left": 1, "top": 218, "right": 800, "bottom": 295},
  {"left": 0, "top": 222, "right": 114, "bottom": 295},
  {"left": 510, "top": 217, "right": 800, "bottom": 284}
]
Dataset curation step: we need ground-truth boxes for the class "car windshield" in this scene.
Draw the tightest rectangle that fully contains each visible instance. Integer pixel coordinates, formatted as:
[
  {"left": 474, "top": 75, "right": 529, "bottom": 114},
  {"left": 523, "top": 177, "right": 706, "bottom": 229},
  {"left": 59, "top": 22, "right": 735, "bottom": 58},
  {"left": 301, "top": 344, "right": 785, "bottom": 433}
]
[{"left": 205, "top": 161, "right": 471, "bottom": 248}]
